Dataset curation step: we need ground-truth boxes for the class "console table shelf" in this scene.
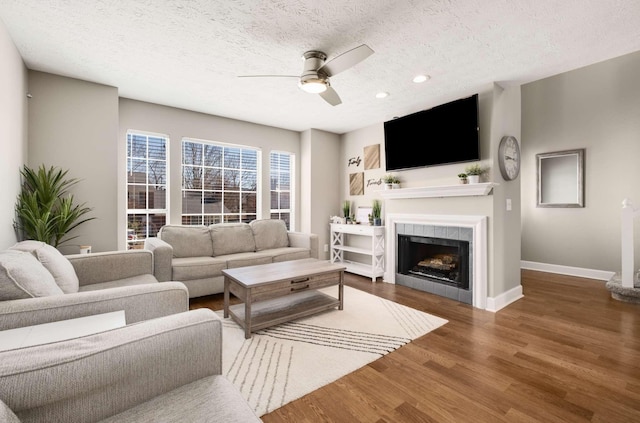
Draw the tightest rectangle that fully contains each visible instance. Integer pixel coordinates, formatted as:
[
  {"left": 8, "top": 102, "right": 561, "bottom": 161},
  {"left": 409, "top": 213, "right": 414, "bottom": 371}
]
[{"left": 330, "top": 224, "right": 384, "bottom": 281}]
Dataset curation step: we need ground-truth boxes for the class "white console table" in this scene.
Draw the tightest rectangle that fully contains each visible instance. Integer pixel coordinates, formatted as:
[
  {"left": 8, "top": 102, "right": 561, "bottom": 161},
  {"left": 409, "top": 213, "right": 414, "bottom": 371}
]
[{"left": 330, "top": 223, "right": 384, "bottom": 281}]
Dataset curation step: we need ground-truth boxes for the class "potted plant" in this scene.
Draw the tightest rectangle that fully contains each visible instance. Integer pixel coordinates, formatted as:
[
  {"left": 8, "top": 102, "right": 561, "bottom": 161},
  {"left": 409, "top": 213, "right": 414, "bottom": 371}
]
[
  {"left": 391, "top": 175, "right": 401, "bottom": 189},
  {"left": 464, "top": 163, "right": 485, "bottom": 184},
  {"left": 342, "top": 200, "right": 351, "bottom": 223},
  {"left": 458, "top": 173, "right": 468, "bottom": 184},
  {"left": 372, "top": 199, "right": 382, "bottom": 226},
  {"left": 382, "top": 174, "right": 395, "bottom": 190},
  {"left": 14, "top": 164, "right": 95, "bottom": 248}
]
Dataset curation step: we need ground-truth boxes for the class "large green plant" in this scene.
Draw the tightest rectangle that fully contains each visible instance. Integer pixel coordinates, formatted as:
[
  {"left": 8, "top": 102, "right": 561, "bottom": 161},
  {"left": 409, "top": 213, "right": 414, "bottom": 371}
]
[{"left": 14, "top": 164, "right": 95, "bottom": 248}]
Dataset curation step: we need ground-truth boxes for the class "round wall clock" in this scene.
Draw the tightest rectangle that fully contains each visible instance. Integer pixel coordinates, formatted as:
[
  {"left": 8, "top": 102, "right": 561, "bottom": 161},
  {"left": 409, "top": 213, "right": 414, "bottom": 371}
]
[{"left": 498, "top": 135, "right": 520, "bottom": 181}]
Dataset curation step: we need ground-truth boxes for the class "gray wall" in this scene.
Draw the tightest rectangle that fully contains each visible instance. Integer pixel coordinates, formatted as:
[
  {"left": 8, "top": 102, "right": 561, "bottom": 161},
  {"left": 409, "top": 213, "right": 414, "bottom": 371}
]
[
  {"left": 0, "top": 18, "right": 28, "bottom": 249},
  {"left": 521, "top": 50, "right": 640, "bottom": 274},
  {"left": 27, "top": 71, "right": 119, "bottom": 254}
]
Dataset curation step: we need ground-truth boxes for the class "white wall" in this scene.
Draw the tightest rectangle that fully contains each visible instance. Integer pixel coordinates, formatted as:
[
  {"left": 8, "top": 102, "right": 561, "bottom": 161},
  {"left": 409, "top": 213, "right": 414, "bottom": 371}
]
[
  {"left": 118, "top": 99, "right": 303, "bottom": 250},
  {"left": 27, "top": 71, "right": 119, "bottom": 253},
  {"left": 0, "top": 18, "right": 27, "bottom": 249},
  {"left": 521, "top": 50, "right": 640, "bottom": 273}
]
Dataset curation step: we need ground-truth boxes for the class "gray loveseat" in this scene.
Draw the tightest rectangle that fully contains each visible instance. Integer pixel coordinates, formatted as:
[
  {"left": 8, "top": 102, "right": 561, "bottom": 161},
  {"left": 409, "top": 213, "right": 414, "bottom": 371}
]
[
  {"left": 144, "top": 219, "right": 319, "bottom": 298},
  {"left": 0, "top": 309, "right": 261, "bottom": 422},
  {"left": 0, "top": 241, "right": 189, "bottom": 330}
]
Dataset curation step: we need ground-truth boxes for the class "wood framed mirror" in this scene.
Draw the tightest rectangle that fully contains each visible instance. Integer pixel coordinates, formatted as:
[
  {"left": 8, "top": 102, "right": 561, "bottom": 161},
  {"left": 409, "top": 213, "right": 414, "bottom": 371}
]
[{"left": 536, "top": 148, "right": 585, "bottom": 208}]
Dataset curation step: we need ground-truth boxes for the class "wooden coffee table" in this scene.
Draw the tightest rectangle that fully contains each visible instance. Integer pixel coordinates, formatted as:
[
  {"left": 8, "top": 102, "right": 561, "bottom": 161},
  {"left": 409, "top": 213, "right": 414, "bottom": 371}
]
[{"left": 223, "top": 258, "right": 346, "bottom": 338}]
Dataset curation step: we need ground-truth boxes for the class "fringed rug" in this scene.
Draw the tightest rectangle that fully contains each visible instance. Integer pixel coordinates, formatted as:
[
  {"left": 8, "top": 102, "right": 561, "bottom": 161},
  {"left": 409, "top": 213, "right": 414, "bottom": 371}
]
[{"left": 218, "top": 285, "right": 448, "bottom": 416}]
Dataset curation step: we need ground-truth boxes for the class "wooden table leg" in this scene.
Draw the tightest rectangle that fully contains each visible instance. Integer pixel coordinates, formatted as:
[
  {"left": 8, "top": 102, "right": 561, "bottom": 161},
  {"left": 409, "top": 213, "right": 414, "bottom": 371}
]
[
  {"left": 338, "top": 270, "right": 344, "bottom": 310},
  {"left": 223, "top": 277, "right": 230, "bottom": 318},
  {"left": 244, "top": 289, "right": 252, "bottom": 339}
]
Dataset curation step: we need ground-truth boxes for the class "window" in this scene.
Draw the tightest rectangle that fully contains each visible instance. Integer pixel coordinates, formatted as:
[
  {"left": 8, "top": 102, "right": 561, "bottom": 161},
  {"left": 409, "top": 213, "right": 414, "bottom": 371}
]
[
  {"left": 182, "top": 139, "right": 259, "bottom": 225},
  {"left": 126, "top": 131, "right": 168, "bottom": 249},
  {"left": 270, "top": 151, "right": 293, "bottom": 229}
]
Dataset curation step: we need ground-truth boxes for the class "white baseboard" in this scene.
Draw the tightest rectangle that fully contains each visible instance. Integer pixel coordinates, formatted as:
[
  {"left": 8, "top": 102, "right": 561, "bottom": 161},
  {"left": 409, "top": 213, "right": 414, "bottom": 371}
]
[
  {"left": 486, "top": 285, "right": 523, "bottom": 312},
  {"left": 520, "top": 261, "right": 615, "bottom": 281}
]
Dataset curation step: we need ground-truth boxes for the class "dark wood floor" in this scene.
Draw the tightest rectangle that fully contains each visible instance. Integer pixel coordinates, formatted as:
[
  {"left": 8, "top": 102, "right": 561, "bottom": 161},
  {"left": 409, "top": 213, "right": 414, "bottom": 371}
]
[{"left": 190, "top": 270, "right": 640, "bottom": 422}]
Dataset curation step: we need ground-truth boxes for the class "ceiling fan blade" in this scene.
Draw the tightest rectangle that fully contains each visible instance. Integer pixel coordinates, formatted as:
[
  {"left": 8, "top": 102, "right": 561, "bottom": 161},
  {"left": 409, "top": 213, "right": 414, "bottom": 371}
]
[
  {"left": 318, "top": 44, "right": 374, "bottom": 77},
  {"left": 319, "top": 86, "right": 342, "bottom": 106},
  {"left": 237, "top": 75, "right": 298, "bottom": 78}
]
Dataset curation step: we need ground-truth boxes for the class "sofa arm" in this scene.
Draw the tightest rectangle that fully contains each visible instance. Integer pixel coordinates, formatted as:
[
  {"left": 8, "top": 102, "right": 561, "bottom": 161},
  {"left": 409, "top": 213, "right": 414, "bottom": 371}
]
[
  {"left": 0, "top": 282, "right": 189, "bottom": 331},
  {"left": 288, "top": 231, "right": 319, "bottom": 259},
  {"left": 66, "top": 250, "right": 154, "bottom": 286},
  {"left": 0, "top": 309, "right": 222, "bottom": 422},
  {"left": 144, "top": 237, "right": 173, "bottom": 282}
]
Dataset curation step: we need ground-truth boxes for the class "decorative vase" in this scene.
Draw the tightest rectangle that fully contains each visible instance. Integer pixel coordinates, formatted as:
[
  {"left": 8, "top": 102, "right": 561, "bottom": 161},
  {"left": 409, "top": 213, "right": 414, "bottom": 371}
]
[
  {"left": 459, "top": 178, "right": 468, "bottom": 185},
  {"left": 384, "top": 183, "right": 393, "bottom": 190},
  {"left": 468, "top": 175, "right": 480, "bottom": 184},
  {"left": 392, "top": 183, "right": 400, "bottom": 189},
  {"left": 373, "top": 218, "right": 382, "bottom": 226}
]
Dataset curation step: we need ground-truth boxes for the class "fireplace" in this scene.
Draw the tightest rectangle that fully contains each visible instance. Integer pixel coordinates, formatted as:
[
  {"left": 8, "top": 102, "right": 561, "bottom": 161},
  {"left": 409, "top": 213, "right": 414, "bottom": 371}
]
[{"left": 397, "top": 235, "right": 469, "bottom": 290}]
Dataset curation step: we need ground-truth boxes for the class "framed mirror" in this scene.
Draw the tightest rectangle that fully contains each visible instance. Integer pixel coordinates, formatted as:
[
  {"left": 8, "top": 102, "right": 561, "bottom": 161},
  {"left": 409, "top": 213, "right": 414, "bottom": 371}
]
[{"left": 537, "top": 148, "right": 585, "bottom": 208}]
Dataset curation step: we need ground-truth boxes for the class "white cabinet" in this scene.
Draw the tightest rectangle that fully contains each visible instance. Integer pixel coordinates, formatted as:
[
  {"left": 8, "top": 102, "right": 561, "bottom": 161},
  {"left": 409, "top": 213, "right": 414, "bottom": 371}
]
[{"left": 330, "top": 224, "right": 384, "bottom": 281}]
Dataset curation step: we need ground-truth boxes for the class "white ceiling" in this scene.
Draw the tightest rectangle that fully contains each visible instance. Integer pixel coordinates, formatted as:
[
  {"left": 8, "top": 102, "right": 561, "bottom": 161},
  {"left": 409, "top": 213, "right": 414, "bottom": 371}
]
[{"left": 2, "top": 1, "right": 640, "bottom": 134}]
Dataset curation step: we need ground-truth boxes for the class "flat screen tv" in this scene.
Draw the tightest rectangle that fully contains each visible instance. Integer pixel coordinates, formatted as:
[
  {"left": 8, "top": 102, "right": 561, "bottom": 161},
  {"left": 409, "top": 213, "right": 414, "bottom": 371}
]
[{"left": 384, "top": 93, "right": 479, "bottom": 171}]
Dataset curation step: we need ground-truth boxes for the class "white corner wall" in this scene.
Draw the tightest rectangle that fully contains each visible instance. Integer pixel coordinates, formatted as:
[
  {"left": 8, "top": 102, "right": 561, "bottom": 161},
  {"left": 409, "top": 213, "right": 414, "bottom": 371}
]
[{"left": 0, "top": 18, "right": 27, "bottom": 249}]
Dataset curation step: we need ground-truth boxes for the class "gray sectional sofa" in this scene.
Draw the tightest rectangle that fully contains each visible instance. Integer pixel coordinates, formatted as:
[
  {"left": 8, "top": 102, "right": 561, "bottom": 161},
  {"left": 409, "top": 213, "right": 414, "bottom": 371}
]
[{"left": 144, "top": 219, "right": 319, "bottom": 298}]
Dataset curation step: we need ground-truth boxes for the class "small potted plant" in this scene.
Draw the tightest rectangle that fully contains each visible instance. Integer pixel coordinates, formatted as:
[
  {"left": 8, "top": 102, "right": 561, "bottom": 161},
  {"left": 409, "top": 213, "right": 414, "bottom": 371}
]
[
  {"left": 391, "top": 175, "right": 401, "bottom": 189},
  {"left": 372, "top": 199, "right": 382, "bottom": 226},
  {"left": 458, "top": 173, "right": 468, "bottom": 184},
  {"left": 382, "top": 174, "right": 395, "bottom": 190},
  {"left": 342, "top": 200, "right": 351, "bottom": 223},
  {"left": 464, "top": 163, "right": 485, "bottom": 184}
]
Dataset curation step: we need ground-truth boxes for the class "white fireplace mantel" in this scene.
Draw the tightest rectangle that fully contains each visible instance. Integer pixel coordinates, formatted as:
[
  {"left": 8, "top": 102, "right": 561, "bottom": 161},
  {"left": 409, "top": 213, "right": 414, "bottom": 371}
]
[{"left": 380, "top": 182, "right": 498, "bottom": 199}]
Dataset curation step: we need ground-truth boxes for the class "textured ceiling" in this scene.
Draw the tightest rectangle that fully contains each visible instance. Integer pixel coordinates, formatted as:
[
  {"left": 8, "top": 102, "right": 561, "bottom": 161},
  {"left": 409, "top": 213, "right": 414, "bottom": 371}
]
[{"left": 1, "top": 0, "right": 640, "bottom": 134}]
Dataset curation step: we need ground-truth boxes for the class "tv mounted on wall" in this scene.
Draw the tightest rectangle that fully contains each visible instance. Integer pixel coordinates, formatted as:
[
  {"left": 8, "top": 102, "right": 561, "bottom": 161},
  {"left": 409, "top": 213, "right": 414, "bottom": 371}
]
[{"left": 384, "top": 93, "right": 479, "bottom": 171}]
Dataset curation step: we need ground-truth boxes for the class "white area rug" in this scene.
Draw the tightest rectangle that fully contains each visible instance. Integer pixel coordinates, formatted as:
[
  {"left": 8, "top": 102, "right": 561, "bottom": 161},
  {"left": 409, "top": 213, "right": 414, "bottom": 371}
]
[{"left": 218, "top": 285, "right": 448, "bottom": 416}]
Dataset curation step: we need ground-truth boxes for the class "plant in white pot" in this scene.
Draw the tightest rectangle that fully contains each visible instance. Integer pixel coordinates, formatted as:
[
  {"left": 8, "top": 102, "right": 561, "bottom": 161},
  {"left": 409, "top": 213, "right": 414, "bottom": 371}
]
[
  {"left": 464, "top": 163, "right": 486, "bottom": 184},
  {"left": 382, "top": 174, "right": 395, "bottom": 190},
  {"left": 372, "top": 199, "right": 382, "bottom": 226}
]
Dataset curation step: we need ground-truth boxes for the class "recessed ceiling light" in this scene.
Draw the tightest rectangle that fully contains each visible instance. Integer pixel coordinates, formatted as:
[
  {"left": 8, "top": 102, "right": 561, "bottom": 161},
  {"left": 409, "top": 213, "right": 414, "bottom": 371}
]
[
  {"left": 375, "top": 92, "right": 389, "bottom": 99},
  {"left": 413, "top": 74, "right": 430, "bottom": 83}
]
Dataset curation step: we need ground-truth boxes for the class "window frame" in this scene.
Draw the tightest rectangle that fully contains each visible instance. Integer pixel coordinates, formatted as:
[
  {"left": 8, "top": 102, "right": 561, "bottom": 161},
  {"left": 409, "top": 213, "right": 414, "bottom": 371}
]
[
  {"left": 269, "top": 150, "right": 295, "bottom": 230},
  {"left": 126, "top": 130, "right": 169, "bottom": 249},
  {"left": 181, "top": 137, "right": 261, "bottom": 225}
]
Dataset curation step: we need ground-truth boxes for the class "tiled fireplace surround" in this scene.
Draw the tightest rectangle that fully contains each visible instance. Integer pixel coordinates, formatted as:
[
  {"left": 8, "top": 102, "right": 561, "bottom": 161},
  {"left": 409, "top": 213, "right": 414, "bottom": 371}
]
[{"left": 384, "top": 213, "right": 488, "bottom": 309}]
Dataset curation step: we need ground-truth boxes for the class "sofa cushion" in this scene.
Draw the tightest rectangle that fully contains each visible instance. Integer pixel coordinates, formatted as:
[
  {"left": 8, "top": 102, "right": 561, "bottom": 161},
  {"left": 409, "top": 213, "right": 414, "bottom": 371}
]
[
  {"left": 209, "top": 223, "right": 256, "bottom": 256},
  {"left": 249, "top": 219, "right": 289, "bottom": 252},
  {"left": 171, "top": 257, "right": 228, "bottom": 281},
  {"left": 99, "top": 375, "right": 261, "bottom": 423},
  {"left": 215, "top": 251, "right": 274, "bottom": 269},
  {"left": 159, "top": 225, "right": 214, "bottom": 258},
  {"left": 0, "top": 250, "right": 64, "bottom": 300},
  {"left": 10, "top": 240, "right": 79, "bottom": 293},
  {"left": 268, "top": 247, "right": 312, "bottom": 263}
]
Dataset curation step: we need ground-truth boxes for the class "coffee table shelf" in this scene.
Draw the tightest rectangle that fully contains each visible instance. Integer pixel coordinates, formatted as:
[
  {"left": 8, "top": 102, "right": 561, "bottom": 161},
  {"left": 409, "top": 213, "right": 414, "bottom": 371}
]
[{"left": 227, "top": 290, "right": 340, "bottom": 333}]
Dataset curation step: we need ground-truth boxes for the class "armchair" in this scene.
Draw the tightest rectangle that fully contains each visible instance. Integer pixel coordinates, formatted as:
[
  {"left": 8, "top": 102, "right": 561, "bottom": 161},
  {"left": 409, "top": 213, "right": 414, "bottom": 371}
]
[
  {"left": 0, "top": 309, "right": 261, "bottom": 422},
  {"left": 0, "top": 242, "right": 189, "bottom": 331}
]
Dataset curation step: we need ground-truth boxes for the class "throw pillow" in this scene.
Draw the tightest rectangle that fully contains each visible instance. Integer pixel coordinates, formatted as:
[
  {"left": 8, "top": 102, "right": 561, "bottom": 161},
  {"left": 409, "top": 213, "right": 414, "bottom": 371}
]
[
  {"left": 249, "top": 219, "right": 290, "bottom": 251},
  {"left": 10, "top": 240, "right": 79, "bottom": 294},
  {"left": 159, "top": 225, "right": 214, "bottom": 258},
  {"left": 0, "top": 250, "right": 64, "bottom": 300}
]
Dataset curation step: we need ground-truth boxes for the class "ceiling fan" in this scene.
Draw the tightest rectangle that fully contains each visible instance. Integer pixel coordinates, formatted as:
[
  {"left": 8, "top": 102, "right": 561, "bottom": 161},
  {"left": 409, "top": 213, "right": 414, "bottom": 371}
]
[{"left": 238, "top": 44, "right": 374, "bottom": 106}]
